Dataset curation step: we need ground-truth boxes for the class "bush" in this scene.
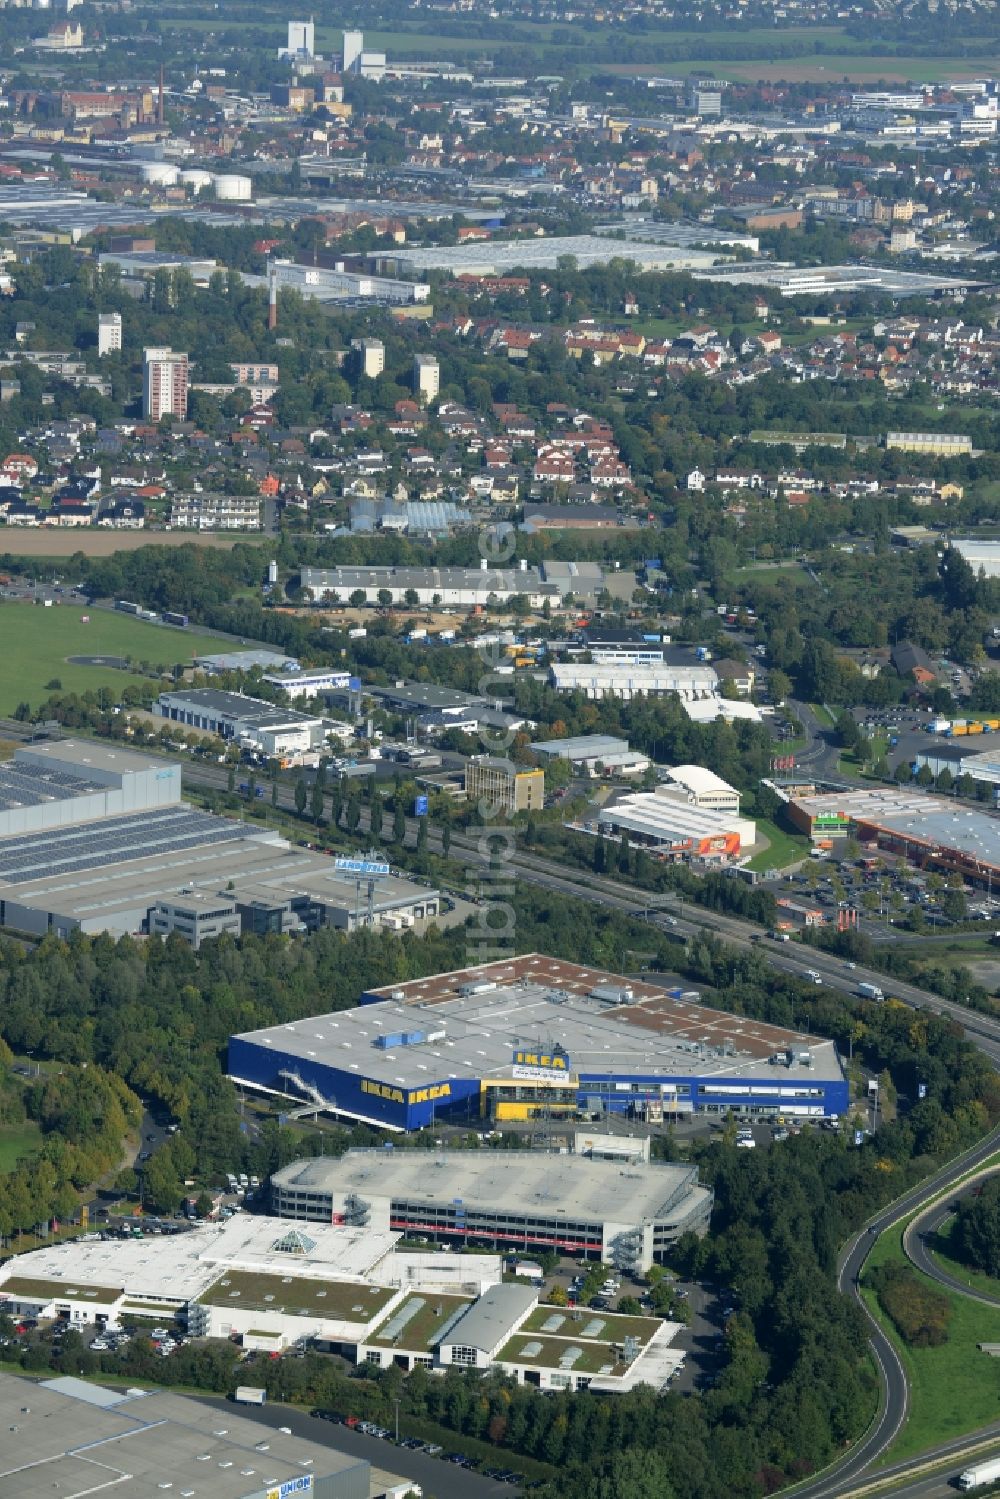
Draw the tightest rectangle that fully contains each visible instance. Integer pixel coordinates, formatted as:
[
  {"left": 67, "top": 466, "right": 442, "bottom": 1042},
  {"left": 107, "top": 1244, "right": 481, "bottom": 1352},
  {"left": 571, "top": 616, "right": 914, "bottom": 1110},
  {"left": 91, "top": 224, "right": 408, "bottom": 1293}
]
[{"left": 868, "top": 1262, "right": 951, "bottom": 1347}]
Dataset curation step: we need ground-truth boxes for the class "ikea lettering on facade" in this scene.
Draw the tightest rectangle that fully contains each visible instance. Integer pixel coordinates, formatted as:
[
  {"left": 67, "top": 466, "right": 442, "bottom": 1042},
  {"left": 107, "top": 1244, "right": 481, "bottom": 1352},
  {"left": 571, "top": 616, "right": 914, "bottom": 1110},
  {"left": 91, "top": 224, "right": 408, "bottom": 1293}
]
[
  {"left": 513, "top": 1049, "right": 570, "bottom": 1071},
  {"left": 361, "top": 1078, "right": 452, "bottom": 1107}
]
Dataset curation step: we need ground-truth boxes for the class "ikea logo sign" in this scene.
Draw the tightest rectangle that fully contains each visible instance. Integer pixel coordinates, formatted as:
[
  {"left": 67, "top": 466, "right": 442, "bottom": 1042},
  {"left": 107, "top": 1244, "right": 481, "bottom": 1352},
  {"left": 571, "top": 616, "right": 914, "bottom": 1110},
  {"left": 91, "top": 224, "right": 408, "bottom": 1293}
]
[
  {"left": 408, "top": 1083, "right": 451, "bottom": 1106},
  {"left": 362, "top": 1079, "right": 452, "bottom": 1107},
  {"left": 362, "top": 1079, "right": 405, "bottom": 1104},
  {"left": 513, "top": 1048, "right": 570, "bottom": 1072}
]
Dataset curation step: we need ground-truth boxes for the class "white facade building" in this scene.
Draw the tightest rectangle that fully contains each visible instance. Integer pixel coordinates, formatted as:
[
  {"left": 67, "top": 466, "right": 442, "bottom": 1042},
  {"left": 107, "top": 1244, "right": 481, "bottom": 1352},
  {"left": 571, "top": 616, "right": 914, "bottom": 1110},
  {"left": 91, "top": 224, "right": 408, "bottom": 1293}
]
[
  {"left": 283, "top": 18, "right": 314, "bottom": 56},
  {"left": 142, "top": 346, "right": 188, "bottom": 421},
  {"left": 97, "top": 311, "right": 121, "bottom": 357},
  {"left": 549, "top": 661, "right": 719, "bottom": 702},
  {"left": 261, "top": 668, "right": 353, "bottom": 700},
  {"left": 658, "top": 764, "right": 741, "bottom": 812},
  {"left": 414, "top": 354, "right": 440, "bottom": 403}
]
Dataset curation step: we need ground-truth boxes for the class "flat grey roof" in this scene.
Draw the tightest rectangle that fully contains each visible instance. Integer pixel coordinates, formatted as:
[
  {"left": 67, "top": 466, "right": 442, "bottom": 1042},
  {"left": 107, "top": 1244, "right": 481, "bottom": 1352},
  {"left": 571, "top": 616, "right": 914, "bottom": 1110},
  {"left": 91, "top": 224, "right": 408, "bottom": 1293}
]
[
  {"left": 2, "top": 830, "right": 435, "bottom": 930},
  {"left": 530, "top": 734, "right": 631, "bottom": 758},
  {"left": 274, "top": 1149, "right": 703, "bottom": 1227},
  {"left": 0, "top": 807, "right": 253, "bottom": 887},
  {"left": 159, "top": 687, "right": 324, "bottom": 730},
  {"left": 368, "top": 682, "right": 491, "bottom": 711},
  {"left": 18, "top": 738, "right": 167, "bottom": 776},
  {"left": 440, "top": 1282, "right": 537, "bottom": 1351},
  {"left": 383, "top": 234, "right": 722, "bottom": 275},
  {"left": 0, "top": 1372, "right": 367, "bottom": 1499},
  {"left": 301, "top": 563, "right": 552, "bottom": 591},
  {"left": 194, "top": 649, "right": 299, "bottom": 671},
  {"left": 236, "top": 962, "right": 842, "bottom": 1088}
]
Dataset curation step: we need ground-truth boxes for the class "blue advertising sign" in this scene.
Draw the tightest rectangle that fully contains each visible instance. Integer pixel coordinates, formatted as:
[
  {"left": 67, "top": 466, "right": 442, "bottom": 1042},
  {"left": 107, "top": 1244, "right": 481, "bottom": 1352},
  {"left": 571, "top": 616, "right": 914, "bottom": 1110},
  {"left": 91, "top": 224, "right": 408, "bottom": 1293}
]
[
  {"left": 349, "top": 676, "right": 362, "bottom": 691},
  {"left": 414, "top": 795, "right": 429, "bottom": 816},
  {"left": 333, "top": 857, "right": 390, "bottom": 877}
]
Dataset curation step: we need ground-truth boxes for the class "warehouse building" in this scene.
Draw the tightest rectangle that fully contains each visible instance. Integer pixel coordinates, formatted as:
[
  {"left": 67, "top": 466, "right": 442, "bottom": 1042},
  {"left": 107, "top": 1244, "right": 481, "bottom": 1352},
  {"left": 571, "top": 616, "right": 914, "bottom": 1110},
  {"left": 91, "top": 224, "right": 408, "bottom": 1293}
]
[
  {"left": 658, "top": 765, "right": 741, "bottom": 812},
  {"left": 0, "top": 1374, "right": 374, "bottom": 1499},
  {"left": 271, "top": 1147, "right": 712, "bottom": 1274},
  {"left": 192, "top": 649, "right": 300, "bottom": 674},
  {"left": 230, "top": 955, "right": 848, "bottom": 1136},
  {"left": 596, "top": 788, "right": 755, "bottom": 860},
  {"left": 950, "top": 538, "right": 1000, "bottom": 580},
  {"left": 0, "top": 741, "right": 438, "bottom": 941},
  {"left": 301, "top": 562, "right": 557, "bottom": 610},
  {"left": 549, "top": 661, "right": 720, "bottom": 701},
  {"left": 155, "top": 687, "right": 332, "bottom": 757},
  {"left": 785, "top": 786, "right": 1000, "bottom": 883},
  {"left": 0, "top": 738, "right": 180, "bottom": 839},
  {"left": 912, "top": 742, "right": 1000, "bottom": 785},
  {"left": 376, "top": 235, "right": 723, "bottom": 278},
  {"left": 300, "top": 560, "right": 634, "bottom": 612},
  {"left": 530, "top": 733, "right": 650, "bottom": 777}
]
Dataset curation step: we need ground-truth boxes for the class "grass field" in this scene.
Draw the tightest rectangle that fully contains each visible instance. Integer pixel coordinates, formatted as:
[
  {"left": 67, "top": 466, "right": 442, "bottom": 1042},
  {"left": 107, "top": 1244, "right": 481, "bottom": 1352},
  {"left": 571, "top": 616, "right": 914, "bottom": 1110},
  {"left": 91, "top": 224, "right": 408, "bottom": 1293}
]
[
  {"left": 747, "top": 817, "right": 809, "bottom": 872},
  {"left": 158, "top": 14, "right": 997, "bottom": 83},
  {"left": 0, "top": 531, "right": 249, "bottom": 557},
  {"left": 863, "top": 1215, "right": 1000, "bottom": 1462},
  {"left": 0, "top": 1123, "right": 42, "bottom": 1174},
  {"left": 0, "top": 602, "right": 197, "bottom": 713}
]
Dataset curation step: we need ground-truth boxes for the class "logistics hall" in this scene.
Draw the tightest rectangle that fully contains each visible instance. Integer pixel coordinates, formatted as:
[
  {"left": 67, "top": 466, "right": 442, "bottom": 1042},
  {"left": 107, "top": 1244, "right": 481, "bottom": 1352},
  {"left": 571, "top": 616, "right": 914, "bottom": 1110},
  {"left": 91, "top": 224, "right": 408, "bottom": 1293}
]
[
  {"left": 0, "top": 739, "right": 438, "bottom": 941},
  {"left": 228, "top": 955, "right": 849, "bottom": 1131}
]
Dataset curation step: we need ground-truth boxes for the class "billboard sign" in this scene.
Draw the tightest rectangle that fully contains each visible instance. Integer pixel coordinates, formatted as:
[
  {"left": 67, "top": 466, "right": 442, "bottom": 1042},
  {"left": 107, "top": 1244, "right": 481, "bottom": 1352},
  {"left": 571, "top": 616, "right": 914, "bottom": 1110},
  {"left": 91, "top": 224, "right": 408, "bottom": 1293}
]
[
  {"left": 511, "top": 1046, "right": 571, "bottom": 1081},
  {"left": 414, "top": 795, "right": 429, "bottom": 816},
  {"left": 333, "top": 858, "right": 390, "bottom": 876}
]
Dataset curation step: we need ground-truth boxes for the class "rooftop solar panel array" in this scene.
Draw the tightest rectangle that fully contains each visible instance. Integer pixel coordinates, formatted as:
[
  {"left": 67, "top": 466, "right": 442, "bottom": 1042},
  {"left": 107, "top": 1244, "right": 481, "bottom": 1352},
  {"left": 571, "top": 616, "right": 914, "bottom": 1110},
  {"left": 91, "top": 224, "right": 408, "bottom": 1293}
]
[
  {"left": 0, "top": 808, "right": 252, "bottom": 885},
  {"left": 0, "top": 764, "right": 103, "bottom": 813}
]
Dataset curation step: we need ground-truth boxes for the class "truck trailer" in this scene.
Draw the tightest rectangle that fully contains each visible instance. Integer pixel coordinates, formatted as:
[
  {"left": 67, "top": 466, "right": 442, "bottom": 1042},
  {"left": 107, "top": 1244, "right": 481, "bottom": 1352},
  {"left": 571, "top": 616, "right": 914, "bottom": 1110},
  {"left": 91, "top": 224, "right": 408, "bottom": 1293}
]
[
  {"left": 233, "top": 1386, "right": 267, "bottom": 1406},
  {"left": 957, "top": 1456, "right": 1000, "bottom": 1490},
  {"left": 856, "top": 982, "right": 884, "bottom": 1001}
]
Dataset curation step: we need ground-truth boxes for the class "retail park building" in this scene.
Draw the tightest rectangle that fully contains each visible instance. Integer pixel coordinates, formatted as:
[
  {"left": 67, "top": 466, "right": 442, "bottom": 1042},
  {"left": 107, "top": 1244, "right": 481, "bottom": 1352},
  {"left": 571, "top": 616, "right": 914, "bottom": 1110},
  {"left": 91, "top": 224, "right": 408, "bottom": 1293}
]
[
  {"left": 229, "top": 955, "right": 848, "bottom": 1133},
  {"left": 0, "top": 1183, "right": 692, "bottom": 1387}
]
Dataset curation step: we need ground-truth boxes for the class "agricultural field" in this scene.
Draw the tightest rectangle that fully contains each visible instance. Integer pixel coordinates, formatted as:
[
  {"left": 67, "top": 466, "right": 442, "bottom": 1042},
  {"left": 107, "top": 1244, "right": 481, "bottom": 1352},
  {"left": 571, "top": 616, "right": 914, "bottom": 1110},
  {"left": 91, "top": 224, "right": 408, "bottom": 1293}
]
[
  {"left": 157, "top": 14, "right": 997, "bottom": 83},
  {"left": 0, "top": 602, "right": 198, "bottom": 714},
  {"left": 0, "top": 531, "right": 247, "bottom": 558}
]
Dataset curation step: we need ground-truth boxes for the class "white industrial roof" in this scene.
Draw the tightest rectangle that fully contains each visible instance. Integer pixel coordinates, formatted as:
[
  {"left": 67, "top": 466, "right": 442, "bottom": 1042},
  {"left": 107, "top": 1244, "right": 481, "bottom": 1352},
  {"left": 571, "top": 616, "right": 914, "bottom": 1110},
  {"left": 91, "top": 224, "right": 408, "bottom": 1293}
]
[
  {"left": 682, "top": 696, "right": 763, "bottom": 723},
  {"left": 599, "top": 792, "right": 755, "bottom": 847},
  {"left": 0, "top": 1215, "right": 399, "bottom": 1307},
  {"left": 384, "top": 234, "right": 722, "bottom": 276},
  {"left": 664, "top": 764, "right": 739, "bottom": 797}
]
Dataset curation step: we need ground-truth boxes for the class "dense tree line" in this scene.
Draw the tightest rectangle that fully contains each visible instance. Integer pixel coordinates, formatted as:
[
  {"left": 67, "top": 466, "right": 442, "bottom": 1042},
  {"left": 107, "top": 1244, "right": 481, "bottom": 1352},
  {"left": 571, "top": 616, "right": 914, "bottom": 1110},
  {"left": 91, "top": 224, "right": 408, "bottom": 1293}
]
[{"left": 953, "top": 1179, "right": 1000, "bottom": 1280}]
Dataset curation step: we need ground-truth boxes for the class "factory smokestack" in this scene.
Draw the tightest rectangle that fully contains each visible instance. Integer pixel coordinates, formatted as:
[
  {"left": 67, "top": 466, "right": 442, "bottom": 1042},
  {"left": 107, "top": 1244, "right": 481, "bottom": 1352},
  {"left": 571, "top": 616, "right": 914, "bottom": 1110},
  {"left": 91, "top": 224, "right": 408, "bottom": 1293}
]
[{"left": 268, "top": 267, "right": 278, "bottom": 331}]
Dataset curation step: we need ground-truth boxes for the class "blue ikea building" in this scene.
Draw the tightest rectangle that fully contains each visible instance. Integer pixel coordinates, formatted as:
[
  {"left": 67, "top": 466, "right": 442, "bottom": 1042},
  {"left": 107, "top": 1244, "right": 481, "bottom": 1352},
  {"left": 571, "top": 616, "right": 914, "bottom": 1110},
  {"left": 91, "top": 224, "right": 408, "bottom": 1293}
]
[{"left": 228, "top": 956, "right": 850, "bottom": 1133}]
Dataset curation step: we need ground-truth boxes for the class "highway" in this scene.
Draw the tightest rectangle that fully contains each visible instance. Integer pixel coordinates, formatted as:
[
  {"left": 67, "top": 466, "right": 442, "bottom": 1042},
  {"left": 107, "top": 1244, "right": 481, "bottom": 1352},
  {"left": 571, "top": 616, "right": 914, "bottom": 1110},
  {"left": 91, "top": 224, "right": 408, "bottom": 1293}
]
[{"left": 7, "top": 718, "right": 1000, "bottom": 1491}]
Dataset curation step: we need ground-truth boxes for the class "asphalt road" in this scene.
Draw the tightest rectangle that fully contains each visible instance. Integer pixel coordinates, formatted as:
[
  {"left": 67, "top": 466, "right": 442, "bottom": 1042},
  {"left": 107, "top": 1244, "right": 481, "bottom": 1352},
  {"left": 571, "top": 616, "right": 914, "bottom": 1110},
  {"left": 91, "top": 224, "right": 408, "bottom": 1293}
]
[
  {"left": 905, "top": 1172, "right": 1000, "bottom": 1309},
  {"left": 191, "top": 1393, "right": 518, "bottom": 1499}
]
